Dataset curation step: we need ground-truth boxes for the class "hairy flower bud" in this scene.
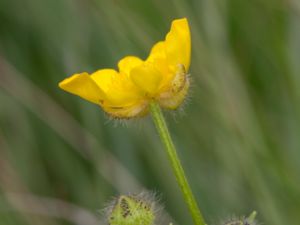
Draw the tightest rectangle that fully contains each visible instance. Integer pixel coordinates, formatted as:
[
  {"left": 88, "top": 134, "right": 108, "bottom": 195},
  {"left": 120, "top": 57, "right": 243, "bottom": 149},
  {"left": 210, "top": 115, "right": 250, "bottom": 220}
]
[
  {"left": 222, "top": 211, "right": 257, "bottom": 225},
  {"left": 107, "top": 194, "right": 156, "bottom": 225}
]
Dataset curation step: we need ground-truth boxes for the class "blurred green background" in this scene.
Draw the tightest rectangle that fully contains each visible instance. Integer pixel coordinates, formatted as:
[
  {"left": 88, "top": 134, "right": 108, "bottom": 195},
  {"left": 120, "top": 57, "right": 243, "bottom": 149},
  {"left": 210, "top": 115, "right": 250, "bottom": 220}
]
[{"left": 1, "top": 0, "right": 300, "bottom": 224}]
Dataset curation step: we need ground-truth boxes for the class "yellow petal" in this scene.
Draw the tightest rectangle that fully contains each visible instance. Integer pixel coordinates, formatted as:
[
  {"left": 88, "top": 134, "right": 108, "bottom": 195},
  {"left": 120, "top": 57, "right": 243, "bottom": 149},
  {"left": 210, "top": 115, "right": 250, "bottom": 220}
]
[
  {"left": 147, "top": 41, "right": 165, "bottom": 62},
  {"left": 59, "top": 73, "right": 105, "bottom": 104},
  {"left": 91, "top": 68, "right": 142, "bottom": 107},
  {"left": 147, "top": 42, "right": 171, "bottom": 88},
  {"left": 105, "top": 87, "right": 142, "bottom": 106},
  {"left": 90, "top": 69, "right": 117, "bottom": 92},
  {"left": 130, "top": 63, "right": 163, "bottom": 95},
  {"left": 118, "top": 56, "right": 143, "bottom": 75},
  {"left": 165, "top": 18, "right": 191, "bottom": 71}
]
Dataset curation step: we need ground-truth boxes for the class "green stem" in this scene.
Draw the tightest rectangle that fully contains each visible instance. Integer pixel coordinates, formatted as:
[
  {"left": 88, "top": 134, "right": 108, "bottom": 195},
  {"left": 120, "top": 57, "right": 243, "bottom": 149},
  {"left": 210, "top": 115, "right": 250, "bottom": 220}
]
[{"left": 149, "top": 101, "right": 206, "bottom": 225}]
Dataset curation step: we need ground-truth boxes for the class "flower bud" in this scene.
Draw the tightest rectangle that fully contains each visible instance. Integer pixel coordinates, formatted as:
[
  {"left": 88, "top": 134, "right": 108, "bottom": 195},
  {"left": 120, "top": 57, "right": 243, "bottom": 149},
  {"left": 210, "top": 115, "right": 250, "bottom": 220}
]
[
  {"left": 108, "top": 194, "right": 156, "bottom": 225},
  {"left": 222, "top": 211, "right": 257, "bottom": 225},
  {"left": 223, "top": 219, "right": 244, "bottom": 225}
]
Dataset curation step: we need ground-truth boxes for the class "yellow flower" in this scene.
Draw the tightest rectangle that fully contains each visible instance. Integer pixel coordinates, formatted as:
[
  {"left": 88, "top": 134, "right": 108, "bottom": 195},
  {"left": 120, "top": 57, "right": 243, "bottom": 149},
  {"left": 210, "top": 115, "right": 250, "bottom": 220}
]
[{"left": 59, "top": 18, "right": 191, "bottom": 118}]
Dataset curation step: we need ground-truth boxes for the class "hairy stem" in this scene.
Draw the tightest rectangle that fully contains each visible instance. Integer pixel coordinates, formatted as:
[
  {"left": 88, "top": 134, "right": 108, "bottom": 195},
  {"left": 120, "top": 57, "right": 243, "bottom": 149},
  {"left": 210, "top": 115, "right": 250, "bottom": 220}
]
[{"left": 149, "top": 101, "right": 206, "bottom": 225}]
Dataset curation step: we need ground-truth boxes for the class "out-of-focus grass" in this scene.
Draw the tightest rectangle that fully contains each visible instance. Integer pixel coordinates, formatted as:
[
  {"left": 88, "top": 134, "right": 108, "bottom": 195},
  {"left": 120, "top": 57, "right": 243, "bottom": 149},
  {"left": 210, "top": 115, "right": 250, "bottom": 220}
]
[{"left": 0, "top": 0, "right": 300, "bottom": 224}]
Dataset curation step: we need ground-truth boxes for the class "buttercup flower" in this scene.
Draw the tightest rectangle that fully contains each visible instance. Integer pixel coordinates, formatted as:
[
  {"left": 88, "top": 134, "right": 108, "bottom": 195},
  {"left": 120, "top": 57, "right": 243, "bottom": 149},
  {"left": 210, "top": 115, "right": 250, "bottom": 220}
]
[{"left": 59, "top": 18, "right": 191, "bottom": 118}]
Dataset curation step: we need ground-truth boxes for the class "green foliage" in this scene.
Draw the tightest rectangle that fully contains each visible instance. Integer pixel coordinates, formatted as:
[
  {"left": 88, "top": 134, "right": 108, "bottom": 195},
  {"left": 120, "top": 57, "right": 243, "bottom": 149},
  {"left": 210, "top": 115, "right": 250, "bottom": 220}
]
[{"left": 0, "top": 0, "right": 299, "bottom": 225}]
